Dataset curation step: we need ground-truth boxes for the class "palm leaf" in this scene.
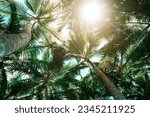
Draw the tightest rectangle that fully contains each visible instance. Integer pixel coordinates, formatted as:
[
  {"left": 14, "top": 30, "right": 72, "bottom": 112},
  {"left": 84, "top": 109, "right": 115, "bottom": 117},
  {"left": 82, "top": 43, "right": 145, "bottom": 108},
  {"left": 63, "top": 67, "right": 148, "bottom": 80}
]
[
  {"left": 25, "top": 0, "right": 35, "bottom": 13},
  {"left": 125, "top": 25, "right": 150, "bottom": 64}
]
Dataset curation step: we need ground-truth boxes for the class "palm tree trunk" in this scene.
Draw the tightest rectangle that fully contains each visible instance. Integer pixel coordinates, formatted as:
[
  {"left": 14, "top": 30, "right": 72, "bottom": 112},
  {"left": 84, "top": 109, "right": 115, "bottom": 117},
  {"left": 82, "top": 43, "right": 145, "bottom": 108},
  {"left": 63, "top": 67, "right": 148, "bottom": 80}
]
[
  {"left": 0, "top": 20, "right": 36, "bottom": 57},
  {"left": 70, "top": 53, "right": 126, "bottom": 99},
  {"left": 86, "top": 59, "right": 126, "bottom": 100},
  {"left": 0, "top": 0, "right": 47, "bottom": 57}
]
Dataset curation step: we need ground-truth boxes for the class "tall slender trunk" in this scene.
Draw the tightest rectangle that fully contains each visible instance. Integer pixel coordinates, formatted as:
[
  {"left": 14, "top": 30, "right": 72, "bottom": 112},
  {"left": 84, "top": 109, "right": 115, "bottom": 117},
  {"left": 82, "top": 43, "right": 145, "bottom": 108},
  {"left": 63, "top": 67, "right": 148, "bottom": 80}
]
[
  {"left": 70, "top": 53, "right": 126, "bottom": 99},
  {"left": 0, "top": 20, "right": 36, "bottom": 57},
  {"left": 44, "top": 83, "right": 49, "bottom": 100},
  {"left": 0, "top": 0, "right": 46, "bottom": 57},
  {"left": 86, "top": 59, "right": 126, "bottom": 100}
]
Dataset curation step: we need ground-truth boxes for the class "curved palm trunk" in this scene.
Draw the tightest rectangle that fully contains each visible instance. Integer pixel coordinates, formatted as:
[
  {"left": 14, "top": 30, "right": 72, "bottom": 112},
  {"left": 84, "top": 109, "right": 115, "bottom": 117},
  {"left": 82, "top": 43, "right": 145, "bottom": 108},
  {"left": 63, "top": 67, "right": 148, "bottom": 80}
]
[
  {"left": 0, "top": 0, "right": 45, "bottom": 57},
  {"left": 86, "top": 59, "right": 126, "bottom": 100},
  {"left": 0, "top": 20, "right": 36, "bottom": 57},
  {"left": 70, "top": 53, "right": 126, "bottom": 100}
]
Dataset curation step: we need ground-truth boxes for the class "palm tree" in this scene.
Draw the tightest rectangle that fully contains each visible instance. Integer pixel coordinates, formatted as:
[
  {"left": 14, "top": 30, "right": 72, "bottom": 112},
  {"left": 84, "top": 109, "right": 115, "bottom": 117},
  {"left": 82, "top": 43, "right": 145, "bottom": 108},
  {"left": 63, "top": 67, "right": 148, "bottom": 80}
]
[
  {"left": 59, "top": 0, "right": 126, "bottom": 99},
  {"left": 0, "top": 0, "right": 62, "bottom": 99},
  {"left": 0, "top": 0, "right": 50, "bottom": 57}
]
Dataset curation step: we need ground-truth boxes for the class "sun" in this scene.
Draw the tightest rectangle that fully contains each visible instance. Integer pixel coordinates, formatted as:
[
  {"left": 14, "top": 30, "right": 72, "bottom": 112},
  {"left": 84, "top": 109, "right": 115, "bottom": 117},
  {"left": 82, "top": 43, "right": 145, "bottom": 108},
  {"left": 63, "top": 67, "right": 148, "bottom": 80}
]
[{"left": 80, "top": 1, "right": 104, "bottom": 24}]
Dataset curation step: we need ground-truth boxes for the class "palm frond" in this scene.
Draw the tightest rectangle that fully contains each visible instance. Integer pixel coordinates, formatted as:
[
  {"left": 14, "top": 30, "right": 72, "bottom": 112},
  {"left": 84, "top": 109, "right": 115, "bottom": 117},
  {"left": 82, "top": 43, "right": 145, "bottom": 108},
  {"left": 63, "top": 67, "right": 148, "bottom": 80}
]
[
  {"left": 25, "top": 0, "right": 36, "bottom": 13},
  {"left": 6, "top": 77, "right": 39, "bottom": 99},
  {"left": 125, "top": 24, "right": 150, "bottom": 64},
  {"left": 6, "top": 0, "right": 21, "bottom": 33}
]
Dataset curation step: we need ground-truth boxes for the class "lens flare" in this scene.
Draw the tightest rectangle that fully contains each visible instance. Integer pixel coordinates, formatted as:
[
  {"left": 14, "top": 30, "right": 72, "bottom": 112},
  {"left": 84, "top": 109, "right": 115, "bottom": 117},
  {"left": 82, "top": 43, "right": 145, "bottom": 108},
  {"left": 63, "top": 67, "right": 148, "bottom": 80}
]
[{"left": 80, "top": 1, "right": 104, "bottom": 24}]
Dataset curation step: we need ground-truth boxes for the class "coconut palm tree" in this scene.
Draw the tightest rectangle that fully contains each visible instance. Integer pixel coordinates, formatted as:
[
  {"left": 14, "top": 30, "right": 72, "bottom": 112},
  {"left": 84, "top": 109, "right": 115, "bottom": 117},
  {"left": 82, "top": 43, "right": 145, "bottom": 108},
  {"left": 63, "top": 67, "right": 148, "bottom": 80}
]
[
  {"left": 0, "top": 0, "right": 63, "bottom": 99},
  {"left": 59, "top": 0, "right": 150, "bottom": 99},
  {"left": 0, "top": 0, "right": 60, "bottom": 57}
]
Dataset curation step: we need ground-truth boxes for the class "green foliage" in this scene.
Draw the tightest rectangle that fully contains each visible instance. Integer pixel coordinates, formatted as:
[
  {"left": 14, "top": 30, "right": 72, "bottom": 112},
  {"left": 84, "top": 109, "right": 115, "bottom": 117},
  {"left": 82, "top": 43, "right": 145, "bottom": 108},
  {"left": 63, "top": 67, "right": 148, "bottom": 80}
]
[
  {"left": 25, "top": 0, "right": 40, "bottom": 13},
  {"left": 0, "top": 0, "right": 150, "bottom": 100},
  {"left": 7, "top": 0, "right": 20, "bottom": 33}
]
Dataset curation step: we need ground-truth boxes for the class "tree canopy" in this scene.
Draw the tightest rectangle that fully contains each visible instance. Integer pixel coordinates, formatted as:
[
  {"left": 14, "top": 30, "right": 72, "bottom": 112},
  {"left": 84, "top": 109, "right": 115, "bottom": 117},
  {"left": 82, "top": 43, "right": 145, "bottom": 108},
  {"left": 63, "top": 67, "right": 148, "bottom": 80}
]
[{"left": 0, "top": 0, "right": 150, "bottom": 100}]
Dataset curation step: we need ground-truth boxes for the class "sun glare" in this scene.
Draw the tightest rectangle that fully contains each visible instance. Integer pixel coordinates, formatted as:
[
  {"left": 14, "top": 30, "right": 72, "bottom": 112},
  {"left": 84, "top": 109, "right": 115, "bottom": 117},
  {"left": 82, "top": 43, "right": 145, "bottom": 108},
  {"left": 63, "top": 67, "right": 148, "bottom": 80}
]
[{"left": 80, "top": 1, "right": 104, "bottom": 24}]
